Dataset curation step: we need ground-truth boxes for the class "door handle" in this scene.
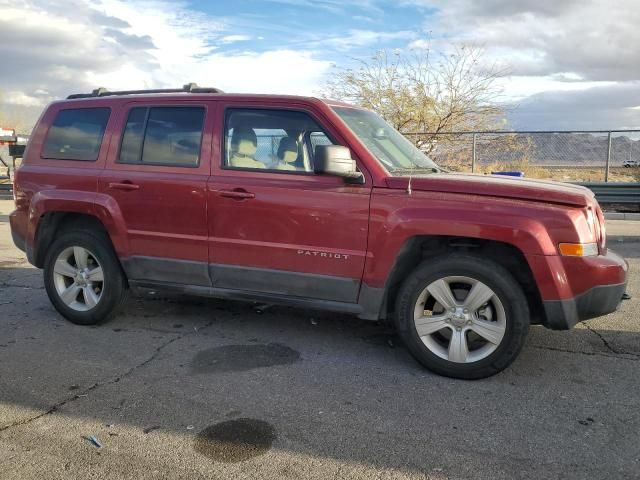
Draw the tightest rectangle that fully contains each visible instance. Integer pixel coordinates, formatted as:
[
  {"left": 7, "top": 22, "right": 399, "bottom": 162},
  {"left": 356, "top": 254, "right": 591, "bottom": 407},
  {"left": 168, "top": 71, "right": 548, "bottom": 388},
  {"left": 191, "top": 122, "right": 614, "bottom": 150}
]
[
  {"left": 108, "top": 181, "right": 140, "bottom": 191},
  {"left": 218, "top": 189, "right": 255, "bottom": 200}
]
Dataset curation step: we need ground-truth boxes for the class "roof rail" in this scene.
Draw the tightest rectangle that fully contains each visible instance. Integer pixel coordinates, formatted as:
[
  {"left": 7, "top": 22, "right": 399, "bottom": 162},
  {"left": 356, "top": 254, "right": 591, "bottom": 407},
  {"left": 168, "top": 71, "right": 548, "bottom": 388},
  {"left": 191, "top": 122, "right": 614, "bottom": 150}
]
[{"left": 66, "top": 83, "right": 224, "bottom": 99}]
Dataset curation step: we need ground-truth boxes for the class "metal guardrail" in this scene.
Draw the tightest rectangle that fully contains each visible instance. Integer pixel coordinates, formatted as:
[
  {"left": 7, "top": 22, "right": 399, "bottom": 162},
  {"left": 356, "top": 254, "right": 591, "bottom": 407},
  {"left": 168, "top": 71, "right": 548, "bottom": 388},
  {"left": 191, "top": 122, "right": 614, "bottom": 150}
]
[
  {"left": 577, "top": 182, "right": 640, "bottom": 206},
  {"left": 0, "top": 183, "right": 12, "bottom": 199}
]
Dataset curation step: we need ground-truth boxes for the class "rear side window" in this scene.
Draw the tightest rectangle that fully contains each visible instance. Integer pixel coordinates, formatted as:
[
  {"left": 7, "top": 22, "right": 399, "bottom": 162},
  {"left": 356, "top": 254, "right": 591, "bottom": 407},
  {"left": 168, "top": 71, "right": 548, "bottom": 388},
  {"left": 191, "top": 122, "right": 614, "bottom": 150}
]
[
  {"left": 42, "top": 108, "right": 110, "bottom": 161},
  {"left": 118, "top": 106, "right": 205, "bottom": 167}
]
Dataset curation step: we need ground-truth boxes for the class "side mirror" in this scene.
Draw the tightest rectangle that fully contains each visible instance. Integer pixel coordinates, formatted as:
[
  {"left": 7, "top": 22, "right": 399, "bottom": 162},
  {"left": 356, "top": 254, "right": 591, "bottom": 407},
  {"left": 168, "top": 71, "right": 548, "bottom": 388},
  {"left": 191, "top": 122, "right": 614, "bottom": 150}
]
[{"left": 314, "top": 145, "right": 363, "bottom": 181}]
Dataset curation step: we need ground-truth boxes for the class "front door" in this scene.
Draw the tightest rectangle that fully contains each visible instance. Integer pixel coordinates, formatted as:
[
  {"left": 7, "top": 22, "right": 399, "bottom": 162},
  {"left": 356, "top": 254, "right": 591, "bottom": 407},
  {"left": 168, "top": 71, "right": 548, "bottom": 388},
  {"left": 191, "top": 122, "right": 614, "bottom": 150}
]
[
  {"left": 207, "top": 105, "right": 371, "bottom": 303},
  {"left": 99, "top": 101, "right": 214, "bottom": 286}
]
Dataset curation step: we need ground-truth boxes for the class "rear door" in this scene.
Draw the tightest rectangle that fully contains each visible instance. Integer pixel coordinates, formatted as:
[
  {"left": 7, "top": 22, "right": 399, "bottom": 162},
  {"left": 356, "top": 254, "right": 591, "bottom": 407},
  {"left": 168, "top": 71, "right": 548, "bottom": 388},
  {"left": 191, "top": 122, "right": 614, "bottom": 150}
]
[
  {"left": 207, "top": 103, "right": 372, "bottom": 303},
  {"left": 99, "top": 100, "right": 214, "bottom": 286}
]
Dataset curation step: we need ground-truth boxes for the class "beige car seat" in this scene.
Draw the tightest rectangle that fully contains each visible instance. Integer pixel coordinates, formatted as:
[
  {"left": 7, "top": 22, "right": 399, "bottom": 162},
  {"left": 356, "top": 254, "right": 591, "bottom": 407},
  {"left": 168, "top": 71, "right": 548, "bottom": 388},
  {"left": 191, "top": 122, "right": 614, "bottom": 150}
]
[
  {"left": 275, "top": 137, "right": 299, "bottom": 171},
  {"left": 229, "top": 128, "right": 265, "bottom": 169}
]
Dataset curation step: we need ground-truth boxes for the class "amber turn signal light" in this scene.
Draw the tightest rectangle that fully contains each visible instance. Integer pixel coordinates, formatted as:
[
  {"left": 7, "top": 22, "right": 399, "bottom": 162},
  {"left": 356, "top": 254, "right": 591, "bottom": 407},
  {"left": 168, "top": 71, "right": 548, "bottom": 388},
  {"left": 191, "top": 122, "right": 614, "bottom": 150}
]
[{"left": 558, "top": 242, "right": 599, "bottom": 257}]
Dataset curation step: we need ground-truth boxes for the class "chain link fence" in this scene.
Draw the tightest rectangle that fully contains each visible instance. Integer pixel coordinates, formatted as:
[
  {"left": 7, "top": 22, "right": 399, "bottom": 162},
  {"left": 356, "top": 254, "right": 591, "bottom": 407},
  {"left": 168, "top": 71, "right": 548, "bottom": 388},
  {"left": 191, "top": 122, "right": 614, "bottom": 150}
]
[
  {"left": 2, "top": 130, "right": 640, "bottom": 183},
  {"left": 404, "top": 130, "right": 640, "bottom": 183}
]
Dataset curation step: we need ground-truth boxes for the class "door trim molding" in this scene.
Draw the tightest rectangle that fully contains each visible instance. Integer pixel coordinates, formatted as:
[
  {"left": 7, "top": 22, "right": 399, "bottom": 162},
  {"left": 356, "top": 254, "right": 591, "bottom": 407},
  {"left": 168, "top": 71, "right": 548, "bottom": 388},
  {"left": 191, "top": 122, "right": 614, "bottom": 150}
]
[
  {"left": 209, "top": 263, "right": 359, "bottom": 303},
  {"left": 121, "top": 256, "right": 361, "bottom": 302},
  {"left": 121, "top": 256, "right": 211, "bottom": 286},
  {"left": 122, "top": 256, "right": 386, "bottom": 319}
]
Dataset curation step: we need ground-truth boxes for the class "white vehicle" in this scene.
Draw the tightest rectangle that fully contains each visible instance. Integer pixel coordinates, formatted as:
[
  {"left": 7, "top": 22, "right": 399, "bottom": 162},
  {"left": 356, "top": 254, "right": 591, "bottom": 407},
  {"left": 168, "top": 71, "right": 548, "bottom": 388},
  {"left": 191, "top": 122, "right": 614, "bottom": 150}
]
[{"left": 623, "top": 159, "right": 640, "bottom": 168}]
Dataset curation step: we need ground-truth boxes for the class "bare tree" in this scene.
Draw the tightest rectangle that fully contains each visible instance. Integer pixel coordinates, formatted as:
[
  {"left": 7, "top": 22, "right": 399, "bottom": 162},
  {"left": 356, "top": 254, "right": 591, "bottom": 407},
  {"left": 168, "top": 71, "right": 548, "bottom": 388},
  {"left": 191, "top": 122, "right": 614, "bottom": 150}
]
[{"left": 322, "top": 43, "right": 507, "bottom": 152}]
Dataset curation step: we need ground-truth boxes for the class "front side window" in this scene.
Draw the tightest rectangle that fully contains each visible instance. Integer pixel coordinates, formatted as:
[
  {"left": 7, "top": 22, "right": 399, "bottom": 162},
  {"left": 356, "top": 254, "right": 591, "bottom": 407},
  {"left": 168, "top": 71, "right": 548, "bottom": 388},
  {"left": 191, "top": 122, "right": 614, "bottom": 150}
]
[
  {"left": 224, "top": 109, "right": 335, "bottom": 172},
  {"left": 118, "top": 106, "right": 205, "bottom": 167},
  {"left": 332, "top": 107, "right": 439, "bottom": 175},
  {"left": 42, "top": 108, "right": 110, "bottom": 161}
]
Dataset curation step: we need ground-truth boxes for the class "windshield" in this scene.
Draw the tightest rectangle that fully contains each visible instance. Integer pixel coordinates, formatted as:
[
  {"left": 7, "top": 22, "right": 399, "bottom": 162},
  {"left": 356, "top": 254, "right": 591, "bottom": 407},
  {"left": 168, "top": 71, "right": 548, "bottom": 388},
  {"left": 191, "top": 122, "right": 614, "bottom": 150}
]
[{"left": 332, "top": 107, "right": 439, "bottom": 174}]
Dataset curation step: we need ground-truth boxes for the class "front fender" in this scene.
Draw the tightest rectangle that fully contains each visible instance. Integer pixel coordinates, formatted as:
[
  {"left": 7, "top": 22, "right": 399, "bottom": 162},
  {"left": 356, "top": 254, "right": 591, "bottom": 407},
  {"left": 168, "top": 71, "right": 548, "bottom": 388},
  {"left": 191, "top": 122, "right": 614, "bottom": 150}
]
[{"left": 363, "top": 189, "right": 567, "bottom": 289}]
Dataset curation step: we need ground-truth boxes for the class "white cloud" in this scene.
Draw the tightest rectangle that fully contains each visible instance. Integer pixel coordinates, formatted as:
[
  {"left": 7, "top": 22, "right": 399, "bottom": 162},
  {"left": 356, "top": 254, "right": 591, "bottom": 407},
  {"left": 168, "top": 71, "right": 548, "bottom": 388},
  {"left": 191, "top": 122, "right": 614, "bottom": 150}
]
[
  {"left": 508, "top": 82, "right": 640, "bottom": 130},
  {"left": 495, "top": 76, "right": 618, "bottom": 102},
  {"left": 2, "top": 91, "right": 45, "bottom": 107},
  {"left": 407, "top": 39, "right": 429, "bottom": 50},
  {"left": 0, "top": 0, "right": 332, "bottom": 126},
  {"left": 324, "top": 29, "right": 415, "bottom": 51},
  {"left": 259, "top": 0, "right": 383, "bottom": 15},
  {"left": 199, "top": 50, "right": 331, "bottom": 95},
  {"left": 220, "top": 34, "right": 252, "bottom": 44},
  {"left": 417, "top": 0, "right": 640, "bottom": 83},
  {"left": 404, "top": 0, "right": 640, "bottom": 128},
  {"left": 3, "top": 0, "right": 640, "bottom": 130}
]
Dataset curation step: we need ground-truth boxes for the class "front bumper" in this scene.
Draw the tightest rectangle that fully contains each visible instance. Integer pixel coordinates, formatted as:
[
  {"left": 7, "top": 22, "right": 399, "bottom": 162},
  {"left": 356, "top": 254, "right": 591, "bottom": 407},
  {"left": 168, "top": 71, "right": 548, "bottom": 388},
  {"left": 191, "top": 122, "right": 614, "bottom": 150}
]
[
  {"left": 542, "top": 281, "right": 627, "bottom": 330},
  {"left": 542, "top": 248, "right": 628, "bottom": 330}
]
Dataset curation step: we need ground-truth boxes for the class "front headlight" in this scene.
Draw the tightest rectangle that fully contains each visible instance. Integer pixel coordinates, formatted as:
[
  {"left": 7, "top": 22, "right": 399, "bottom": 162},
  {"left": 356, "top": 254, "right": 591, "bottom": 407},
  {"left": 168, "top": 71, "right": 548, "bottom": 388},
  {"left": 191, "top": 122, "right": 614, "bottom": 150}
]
[
  {"left": 585, "top": 207, "right": 596, "bottom": 236},
  {"left": 595, "top": 206, "right": 606, "bottom": 251}
]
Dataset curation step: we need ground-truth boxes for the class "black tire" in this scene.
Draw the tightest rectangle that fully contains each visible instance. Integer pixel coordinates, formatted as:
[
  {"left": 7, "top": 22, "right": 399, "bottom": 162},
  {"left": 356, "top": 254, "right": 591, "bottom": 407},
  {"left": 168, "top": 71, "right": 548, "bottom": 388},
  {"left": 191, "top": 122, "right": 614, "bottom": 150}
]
[
  {"left": 395, "top": 254, "right": 529, "bottom": 379},
  {"left": 43, "top": 230, "right": 128, "bottom": 325}
]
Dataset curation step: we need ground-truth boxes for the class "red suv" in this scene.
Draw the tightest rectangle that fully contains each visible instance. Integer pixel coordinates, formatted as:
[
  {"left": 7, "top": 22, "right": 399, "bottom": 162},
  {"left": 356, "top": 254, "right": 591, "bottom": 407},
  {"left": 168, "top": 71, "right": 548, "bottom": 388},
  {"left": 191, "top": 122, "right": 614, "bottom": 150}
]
[{"left": 9, "top": 84, "right": 628, "bottom": 379}]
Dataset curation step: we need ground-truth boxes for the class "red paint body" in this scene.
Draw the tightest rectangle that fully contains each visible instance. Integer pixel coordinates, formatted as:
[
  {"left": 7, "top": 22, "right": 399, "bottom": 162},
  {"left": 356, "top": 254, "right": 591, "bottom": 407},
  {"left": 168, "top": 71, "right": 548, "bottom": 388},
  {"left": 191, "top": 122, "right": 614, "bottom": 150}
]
[{"left": 9, "top": 93, "right": 627, "bottom": 316}]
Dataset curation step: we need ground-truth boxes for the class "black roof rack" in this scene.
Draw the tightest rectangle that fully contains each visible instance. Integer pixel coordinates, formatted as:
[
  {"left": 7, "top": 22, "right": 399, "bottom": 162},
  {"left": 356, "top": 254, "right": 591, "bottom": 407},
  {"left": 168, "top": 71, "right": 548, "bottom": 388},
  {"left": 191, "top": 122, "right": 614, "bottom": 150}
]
[{"left": 66, "top": 83, "right": 224, "bottom": 99}]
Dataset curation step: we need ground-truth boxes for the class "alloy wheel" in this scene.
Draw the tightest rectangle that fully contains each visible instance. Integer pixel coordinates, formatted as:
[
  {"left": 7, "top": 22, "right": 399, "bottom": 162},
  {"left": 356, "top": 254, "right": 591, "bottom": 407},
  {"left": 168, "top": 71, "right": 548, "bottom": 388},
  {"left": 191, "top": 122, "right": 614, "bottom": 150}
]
[
  {"left": 52, "top": 246, "right": 104, "bottom": 312},
  {"left": 413, "top": 276, "right": 507, "bottom": 363}
]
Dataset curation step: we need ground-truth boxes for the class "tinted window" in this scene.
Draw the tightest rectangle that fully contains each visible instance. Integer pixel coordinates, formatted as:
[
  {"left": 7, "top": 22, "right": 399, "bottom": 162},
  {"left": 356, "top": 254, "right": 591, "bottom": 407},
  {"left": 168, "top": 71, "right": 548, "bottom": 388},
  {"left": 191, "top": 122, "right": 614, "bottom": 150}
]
[
  {"left": 42, "top": 108, "right": 110, "bottom": 161},
  {"left": 118, "top": 107, "right": 204, "bottom": 167},
  {"left": 224, "top": 109, "right": 335, "bottom": 172},
  {"left": 118, "top": 107, "right": 146, "bottom": 164}
]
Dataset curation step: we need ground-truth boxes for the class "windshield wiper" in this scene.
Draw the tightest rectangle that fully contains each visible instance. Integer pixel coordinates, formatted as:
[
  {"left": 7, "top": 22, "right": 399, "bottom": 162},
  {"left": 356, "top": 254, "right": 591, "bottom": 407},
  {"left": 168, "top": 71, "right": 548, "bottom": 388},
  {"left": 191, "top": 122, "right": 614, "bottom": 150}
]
[{"left": 392, "top": 166, "right": 441, "bottom": 174}]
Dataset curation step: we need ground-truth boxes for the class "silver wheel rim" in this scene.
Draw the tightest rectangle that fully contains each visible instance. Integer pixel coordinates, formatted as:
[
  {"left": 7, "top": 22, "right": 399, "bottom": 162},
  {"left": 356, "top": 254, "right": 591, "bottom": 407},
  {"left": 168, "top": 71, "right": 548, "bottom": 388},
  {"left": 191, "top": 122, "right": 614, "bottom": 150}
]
[
  {"left": 53, "top": 246, "right": 104, "bottom": 312},
  {"left": 413, "top": 276, "right": 507, "bottom": 364}
]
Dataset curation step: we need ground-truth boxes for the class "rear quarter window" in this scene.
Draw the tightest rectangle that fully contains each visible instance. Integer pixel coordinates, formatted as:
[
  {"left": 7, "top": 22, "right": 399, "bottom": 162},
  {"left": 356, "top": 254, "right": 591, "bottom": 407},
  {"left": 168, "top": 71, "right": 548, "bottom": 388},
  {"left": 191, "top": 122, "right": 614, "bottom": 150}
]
[{"left": 42, "top": 107, "right": 110, "bottom": 161}]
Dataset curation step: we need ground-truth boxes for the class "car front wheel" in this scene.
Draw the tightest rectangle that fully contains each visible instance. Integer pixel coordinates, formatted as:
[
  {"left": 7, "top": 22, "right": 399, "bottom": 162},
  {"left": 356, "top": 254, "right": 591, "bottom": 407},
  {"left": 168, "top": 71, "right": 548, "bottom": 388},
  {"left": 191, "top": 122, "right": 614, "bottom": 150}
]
[{"left": 395, "top": 254, "right": 530, "bottom": 379}]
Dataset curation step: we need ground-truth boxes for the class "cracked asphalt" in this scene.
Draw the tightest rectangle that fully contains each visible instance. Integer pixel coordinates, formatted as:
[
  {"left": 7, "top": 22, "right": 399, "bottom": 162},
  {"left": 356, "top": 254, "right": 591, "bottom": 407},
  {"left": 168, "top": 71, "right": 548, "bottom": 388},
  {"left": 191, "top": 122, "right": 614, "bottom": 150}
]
[{"left": 1, "top": 199, "right": 639, "bottom": 480}]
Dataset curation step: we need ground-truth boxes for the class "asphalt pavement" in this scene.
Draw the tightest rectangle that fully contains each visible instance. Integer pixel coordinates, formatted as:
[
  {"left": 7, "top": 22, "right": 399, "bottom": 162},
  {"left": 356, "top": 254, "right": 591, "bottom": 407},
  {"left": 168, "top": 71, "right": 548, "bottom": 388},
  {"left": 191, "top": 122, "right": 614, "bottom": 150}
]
[{"left": 0, "top": 200, "right": 639, "bottom": 480}]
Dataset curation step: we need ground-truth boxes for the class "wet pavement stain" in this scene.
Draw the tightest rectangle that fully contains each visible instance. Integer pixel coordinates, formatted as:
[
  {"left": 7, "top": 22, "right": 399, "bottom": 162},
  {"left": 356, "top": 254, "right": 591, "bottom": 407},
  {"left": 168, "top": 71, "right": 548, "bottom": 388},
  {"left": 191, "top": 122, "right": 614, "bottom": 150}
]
[
  {"left": 189, "top": 343, "right": 300, "bottom": 374},
  {"left": 194, "top": 418, "right": 276, "bottom": 463}
]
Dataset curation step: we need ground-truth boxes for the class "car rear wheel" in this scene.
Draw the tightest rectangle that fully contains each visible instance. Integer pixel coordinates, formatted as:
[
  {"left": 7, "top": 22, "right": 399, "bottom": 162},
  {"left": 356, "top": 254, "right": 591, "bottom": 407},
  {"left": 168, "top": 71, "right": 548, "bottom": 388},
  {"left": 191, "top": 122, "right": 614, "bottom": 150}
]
[
  {"left": 44, "top": 230, "right": 127, "bottom": 325},
  {"left": 395, "top": 254, "right": 530, "bottom": 379}
]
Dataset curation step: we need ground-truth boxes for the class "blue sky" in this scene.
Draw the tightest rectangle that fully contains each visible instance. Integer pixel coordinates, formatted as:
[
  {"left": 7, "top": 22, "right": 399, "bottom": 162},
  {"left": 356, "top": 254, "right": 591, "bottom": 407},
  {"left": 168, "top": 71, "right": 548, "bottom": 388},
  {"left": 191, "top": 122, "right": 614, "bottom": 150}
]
[
  {"left": 1, "top": 0, "right": 640, "bottom": 130},
  {"left": 191, "top": 0, "right": 433, "bottom": 57}
]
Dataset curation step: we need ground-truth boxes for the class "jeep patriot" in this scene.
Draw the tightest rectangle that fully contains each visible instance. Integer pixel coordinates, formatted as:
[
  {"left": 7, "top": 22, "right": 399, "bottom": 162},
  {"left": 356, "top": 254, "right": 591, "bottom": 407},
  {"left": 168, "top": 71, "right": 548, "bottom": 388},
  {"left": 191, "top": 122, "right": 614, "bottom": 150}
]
[{"left": 9, "top": 84, "right": 628, "bottom": 379}]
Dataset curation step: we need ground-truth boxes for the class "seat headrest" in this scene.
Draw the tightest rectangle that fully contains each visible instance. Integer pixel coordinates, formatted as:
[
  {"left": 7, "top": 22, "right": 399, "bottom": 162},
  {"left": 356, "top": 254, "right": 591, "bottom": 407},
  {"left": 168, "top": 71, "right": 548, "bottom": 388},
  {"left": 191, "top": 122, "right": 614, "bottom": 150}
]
[
  {"left": 277, "top": 137, "right": 298, "bottom": 163},
  {"left": 231, "top": 128, "right": 257, "bottom": 157}
]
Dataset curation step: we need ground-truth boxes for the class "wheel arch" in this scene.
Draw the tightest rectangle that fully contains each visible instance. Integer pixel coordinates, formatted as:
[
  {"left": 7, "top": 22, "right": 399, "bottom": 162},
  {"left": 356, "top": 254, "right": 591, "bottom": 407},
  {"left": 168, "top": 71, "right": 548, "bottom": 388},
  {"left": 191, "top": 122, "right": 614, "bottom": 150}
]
[
  {"left": 29, "top": 191, "right": 129, "bottom": 268},
  {"left": 33, "top": 212, "right": 111, "bottom": 267},
  {"left": 367, "top": 235, "right": 545, "bottom": 325}
]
